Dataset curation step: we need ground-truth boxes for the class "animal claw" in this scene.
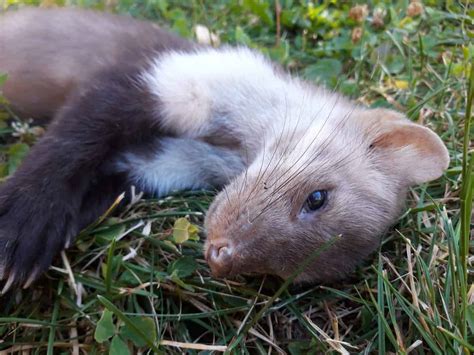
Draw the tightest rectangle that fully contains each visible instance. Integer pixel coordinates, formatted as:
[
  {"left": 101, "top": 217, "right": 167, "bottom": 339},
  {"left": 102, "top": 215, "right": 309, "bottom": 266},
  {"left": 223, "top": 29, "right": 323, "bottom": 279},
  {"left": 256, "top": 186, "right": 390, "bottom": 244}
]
[
  {"left": 1, "top": 272, "right": 16, "bottom": 295},
  {"left": 23, "top": 269, "right": 39, "bottom": 289}
]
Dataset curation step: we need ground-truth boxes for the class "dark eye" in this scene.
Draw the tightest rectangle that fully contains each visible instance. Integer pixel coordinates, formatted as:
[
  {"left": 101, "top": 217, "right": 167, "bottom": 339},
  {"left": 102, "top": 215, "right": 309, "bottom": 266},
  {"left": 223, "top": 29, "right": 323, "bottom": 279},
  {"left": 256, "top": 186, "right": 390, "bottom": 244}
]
[{"left": 304, "top": 190, "right": 327, "bottom": 211}]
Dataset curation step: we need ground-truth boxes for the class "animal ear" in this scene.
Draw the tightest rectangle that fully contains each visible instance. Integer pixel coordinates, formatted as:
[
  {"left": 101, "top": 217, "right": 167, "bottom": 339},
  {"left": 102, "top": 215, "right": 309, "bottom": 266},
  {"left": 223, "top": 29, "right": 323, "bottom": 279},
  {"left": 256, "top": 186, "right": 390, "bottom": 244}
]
[{"left": 363, "top": 109, "right": 449, "bottom": 186}]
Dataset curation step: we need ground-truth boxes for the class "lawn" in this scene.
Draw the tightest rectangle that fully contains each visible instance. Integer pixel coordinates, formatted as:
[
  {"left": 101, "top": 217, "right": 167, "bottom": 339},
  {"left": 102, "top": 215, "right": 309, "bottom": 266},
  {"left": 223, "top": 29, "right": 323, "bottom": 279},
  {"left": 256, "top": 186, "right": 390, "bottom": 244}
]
[{"left": 0, "top": 0, "right": 472, "bottom": 353}]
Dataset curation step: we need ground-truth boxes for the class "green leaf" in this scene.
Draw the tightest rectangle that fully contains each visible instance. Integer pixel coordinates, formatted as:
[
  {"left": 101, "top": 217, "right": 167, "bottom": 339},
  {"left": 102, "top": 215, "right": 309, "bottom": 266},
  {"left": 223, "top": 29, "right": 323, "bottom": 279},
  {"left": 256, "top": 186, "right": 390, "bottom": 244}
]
[
  {"left": 158, "top": 240, "right": 180, "bottom": 254},
  {"left": 95, "top": 224, "right": 126, "bottom": 244},
  {"left": 452, "top": 62, "right": 465, "bottom": 78},
  {"left": 385, "top": 55, "right": 405, "bottom": 74},
  {"left": 168, "top": 9, "right": 191, "bottom": 37},
  {"left": 169, "top": 272, "right": 195, "bottom": 292},
  {"left": 167, "top": 256, "right": 198, "bottom": 278},
  {"left": 0, "top": 73, "right": 7, "bottom": 87},
  {"left": 104, "top": 238, "right": 118, "bottom": 294},
  {"left": 155, "top": 0, "right": 168, "bottom": 15},
  {"left": 303, "top": 59, "right": 342, "bottom": 85},
  {"left": 98, "top": 296, "right": 160, "bottom": 352},
  {"left": 109, "top": 335, "right": 130, "bottom": 355},
  {"left": 7, "top": 143, "right": 29, "bottom": 175},
  {"left": 339, "top": 79, "right": 358, "bottom": 96},
  {"left": 467, "top": 304, "right": 474, "bottom": 335},
  {"left": 288, "top": 340, "right": 313, "bottom": 355},
  {"left": 95, "top": 310, "right": 115, "bottom": 343},
  {"left": 243, "top": 0, "right": 273, "bottom": 26},
  {"left": 172, "top": 218, "right": 199, "bottom": 244},
  {"left": 268, "top": 41, "right": 290, "bottom": 63},
  {"left": 120, "top": 317, "right": 156, "bottom": 348},
  {"left": 235, "top": 26, "right": 252, "bottom": 46}
]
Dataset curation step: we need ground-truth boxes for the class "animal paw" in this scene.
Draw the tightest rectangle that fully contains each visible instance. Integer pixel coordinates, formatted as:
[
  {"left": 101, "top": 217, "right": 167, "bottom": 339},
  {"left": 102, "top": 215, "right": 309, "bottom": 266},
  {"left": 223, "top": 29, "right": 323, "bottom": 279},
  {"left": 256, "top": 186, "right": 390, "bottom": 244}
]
[{"left": 0, "top": 182, "right": 78, "bottom": 293}]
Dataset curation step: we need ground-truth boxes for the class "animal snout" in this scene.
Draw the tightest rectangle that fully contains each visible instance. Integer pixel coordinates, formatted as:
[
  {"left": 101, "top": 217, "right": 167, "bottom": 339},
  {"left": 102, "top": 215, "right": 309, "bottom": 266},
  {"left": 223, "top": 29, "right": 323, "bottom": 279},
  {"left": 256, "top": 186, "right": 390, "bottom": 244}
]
[{"left": 206, "top": 241, "right": 234, "bottom": 278}]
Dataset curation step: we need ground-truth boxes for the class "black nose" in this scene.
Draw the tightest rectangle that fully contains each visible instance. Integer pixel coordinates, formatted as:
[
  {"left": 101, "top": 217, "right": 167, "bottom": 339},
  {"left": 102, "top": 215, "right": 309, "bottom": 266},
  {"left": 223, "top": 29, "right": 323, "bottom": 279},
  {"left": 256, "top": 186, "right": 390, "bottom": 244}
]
[{"left": 206, "top": 242, "right": 234, "bottom": 278}]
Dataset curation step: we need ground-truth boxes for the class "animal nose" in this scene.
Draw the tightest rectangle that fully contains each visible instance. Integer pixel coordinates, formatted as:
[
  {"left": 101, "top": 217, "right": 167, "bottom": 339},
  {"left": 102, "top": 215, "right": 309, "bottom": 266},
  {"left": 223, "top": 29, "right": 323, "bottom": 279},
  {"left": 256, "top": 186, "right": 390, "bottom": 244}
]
[{"left": 206, "top": 242, "right": 234, "bottom": 278}]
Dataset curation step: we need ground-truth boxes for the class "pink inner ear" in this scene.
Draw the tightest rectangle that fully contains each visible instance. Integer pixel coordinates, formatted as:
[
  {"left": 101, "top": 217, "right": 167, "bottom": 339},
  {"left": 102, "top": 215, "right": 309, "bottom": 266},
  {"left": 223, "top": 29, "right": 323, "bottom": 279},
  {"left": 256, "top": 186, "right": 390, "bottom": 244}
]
[
  {"left": 372, "top": 124, "right": 434, "bottom": 154},
  {"left": 370, "top": 121, "right": 450, "bottom": 185}
]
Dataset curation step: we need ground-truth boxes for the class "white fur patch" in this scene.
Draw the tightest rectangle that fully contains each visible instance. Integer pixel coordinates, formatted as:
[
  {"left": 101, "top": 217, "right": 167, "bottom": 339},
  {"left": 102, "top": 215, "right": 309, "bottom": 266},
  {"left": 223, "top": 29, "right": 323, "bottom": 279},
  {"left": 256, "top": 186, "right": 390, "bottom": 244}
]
[
  {"left": 142, "top": 47, "right": 288, "bottom": 137},
  {"left": 142, "top": 46, "right": 355, "bottom": 162}
]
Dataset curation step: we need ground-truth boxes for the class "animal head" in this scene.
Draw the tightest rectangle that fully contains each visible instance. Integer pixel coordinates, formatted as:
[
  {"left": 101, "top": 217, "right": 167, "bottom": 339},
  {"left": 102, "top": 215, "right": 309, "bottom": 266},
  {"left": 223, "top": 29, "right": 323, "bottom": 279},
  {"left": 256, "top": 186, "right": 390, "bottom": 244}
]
[
  {"left": 140, "top": 45, "right": 448, "bottom": 283},
  {"left": 204, "top": 107, "right": 449, "bottom": 283}
]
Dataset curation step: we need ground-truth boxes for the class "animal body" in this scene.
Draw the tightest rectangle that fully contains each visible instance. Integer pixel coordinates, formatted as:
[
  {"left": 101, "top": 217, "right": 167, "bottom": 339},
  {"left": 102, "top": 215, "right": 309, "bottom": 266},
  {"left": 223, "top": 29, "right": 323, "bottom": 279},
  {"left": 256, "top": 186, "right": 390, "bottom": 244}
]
[{"left": 0, "top": 7, "right": 449, "bottom": 292}]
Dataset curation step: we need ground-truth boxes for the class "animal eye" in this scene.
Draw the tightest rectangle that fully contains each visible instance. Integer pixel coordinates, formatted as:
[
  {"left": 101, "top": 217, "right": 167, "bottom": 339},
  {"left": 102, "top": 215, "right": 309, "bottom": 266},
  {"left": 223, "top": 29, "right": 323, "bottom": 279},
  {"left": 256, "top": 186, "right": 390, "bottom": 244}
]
[{"left": 304, "top": 190, "right": 327, "bottom": 211}]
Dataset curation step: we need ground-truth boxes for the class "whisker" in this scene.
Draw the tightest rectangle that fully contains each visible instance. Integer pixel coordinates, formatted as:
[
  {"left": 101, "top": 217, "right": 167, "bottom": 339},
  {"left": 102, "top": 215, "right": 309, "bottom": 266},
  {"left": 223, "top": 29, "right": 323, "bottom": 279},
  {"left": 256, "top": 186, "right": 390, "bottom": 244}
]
[
  {"left": 266, "top": 105, "right": 355, "bottom": 201},
  {"left": 244, "top": 91, "right": 302, "bottom": 203},
  {"left": 251, "top": 107, "right": 363, "bottom": 220},
  {"left": 265, "top": 94, "right": 343, "bottom": 191},
  {"left": 245, "top": 88, "right": 337, "bottom": 207},
  {"left": 261, "top": 91, "right": 305, "bottom": 181},
  {"left": 251, "top": 144, "right": 369, "bottom": 223},
  {"left": 239, "top": 134, "right": 251, "bottom": 199}
]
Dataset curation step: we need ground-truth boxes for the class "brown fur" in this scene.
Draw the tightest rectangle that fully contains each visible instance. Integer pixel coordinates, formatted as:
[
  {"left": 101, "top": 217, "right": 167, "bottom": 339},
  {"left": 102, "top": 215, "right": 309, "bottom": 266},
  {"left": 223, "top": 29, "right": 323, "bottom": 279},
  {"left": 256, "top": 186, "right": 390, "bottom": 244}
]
[{"left": 0, "top": 7, "right": 192, "bottom": 118}]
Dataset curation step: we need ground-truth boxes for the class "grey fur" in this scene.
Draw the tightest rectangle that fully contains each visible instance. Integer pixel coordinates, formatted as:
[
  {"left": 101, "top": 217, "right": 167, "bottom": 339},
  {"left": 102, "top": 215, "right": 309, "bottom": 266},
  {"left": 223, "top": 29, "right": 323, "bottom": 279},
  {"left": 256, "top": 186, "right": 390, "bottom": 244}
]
[{"left": 113, "top": 137, "right": 246, "bottom": 196}]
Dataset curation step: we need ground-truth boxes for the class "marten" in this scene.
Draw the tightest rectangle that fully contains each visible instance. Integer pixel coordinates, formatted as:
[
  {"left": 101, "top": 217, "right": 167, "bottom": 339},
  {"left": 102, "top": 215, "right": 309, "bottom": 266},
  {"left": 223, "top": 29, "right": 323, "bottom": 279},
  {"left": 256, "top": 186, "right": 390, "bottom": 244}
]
[{"left": 0, "top": 7, "right": 449, "bottom": 292}]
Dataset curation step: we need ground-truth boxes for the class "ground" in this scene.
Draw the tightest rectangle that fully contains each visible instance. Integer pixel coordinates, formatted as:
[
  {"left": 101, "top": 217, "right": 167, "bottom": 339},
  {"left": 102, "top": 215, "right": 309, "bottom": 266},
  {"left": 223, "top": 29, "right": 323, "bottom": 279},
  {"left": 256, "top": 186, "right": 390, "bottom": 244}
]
[{"left": 0, "top": 0, "right": 472, "bottom": 354}]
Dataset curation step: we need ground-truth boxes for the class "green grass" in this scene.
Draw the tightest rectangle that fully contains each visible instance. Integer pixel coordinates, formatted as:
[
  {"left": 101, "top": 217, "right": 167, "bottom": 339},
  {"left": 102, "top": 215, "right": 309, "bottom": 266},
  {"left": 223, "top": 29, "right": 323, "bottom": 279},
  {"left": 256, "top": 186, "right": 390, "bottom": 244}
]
[{"left": 0, "top": 0, "right": 472, "bottom": 353}]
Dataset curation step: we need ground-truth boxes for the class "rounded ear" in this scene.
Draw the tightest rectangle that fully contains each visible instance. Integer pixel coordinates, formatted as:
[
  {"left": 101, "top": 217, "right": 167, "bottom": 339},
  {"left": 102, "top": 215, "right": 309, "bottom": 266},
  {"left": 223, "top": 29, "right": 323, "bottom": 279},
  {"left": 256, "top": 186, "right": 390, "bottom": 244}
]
[{"left": 362, "top": 109, "right": 449, "bottom": 186}]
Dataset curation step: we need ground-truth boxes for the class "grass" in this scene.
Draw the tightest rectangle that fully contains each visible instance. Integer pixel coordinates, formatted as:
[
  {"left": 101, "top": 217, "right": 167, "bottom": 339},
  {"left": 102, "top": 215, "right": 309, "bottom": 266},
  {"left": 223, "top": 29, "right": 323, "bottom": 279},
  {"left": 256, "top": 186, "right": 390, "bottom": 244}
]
[{"left": 0, "top": 0, "right": 472, "bottom": 353}]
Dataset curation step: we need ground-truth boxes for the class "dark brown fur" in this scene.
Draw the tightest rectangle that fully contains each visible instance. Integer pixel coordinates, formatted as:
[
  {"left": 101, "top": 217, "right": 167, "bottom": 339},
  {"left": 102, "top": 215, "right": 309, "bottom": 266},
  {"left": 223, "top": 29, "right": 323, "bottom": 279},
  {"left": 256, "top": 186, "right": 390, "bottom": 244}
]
[
  {"left": 0, "top": 7, "right": 193, "bottom": 118},
  {"left": 0, "top": 9, "right": 195, "bottom": 289}
]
